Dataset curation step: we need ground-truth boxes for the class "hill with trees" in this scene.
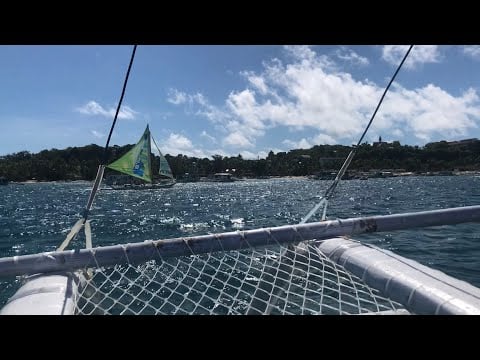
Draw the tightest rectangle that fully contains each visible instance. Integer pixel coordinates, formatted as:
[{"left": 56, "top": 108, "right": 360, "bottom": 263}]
[{"left": 1, "top": 138, "right": 480, "bottom": 182}]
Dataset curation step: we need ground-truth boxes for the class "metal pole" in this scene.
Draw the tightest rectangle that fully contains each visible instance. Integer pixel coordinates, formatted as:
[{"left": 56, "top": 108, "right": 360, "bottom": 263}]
[{"left": 1, "top": 205, "right": 480, "bottom": 278}]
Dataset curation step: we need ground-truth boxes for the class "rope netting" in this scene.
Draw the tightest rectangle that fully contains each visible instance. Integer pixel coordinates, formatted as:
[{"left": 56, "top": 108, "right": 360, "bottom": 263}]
[{"left": 75, "top": 241, "right": 404, "bottom": 315}]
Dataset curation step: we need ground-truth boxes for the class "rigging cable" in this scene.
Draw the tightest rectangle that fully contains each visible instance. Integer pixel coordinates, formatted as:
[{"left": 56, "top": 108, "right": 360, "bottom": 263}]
[
  {"left": 84, "top": 45, "right": 137, "bottom": 219},
  {"left": 300, "top": 45, "right": 414, "bottom": 224},
  {"left": 58, "top": 45, "right": 137, "bottom": 251}
]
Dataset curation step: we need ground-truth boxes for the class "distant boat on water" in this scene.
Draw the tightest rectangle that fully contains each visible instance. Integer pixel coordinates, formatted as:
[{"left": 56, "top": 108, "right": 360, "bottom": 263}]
[
  {"left": 104, "top": 125, "right": 175, "bottom": 190},
  {"left": 212, "top": 173, "right": 237, "bottom": 182}
]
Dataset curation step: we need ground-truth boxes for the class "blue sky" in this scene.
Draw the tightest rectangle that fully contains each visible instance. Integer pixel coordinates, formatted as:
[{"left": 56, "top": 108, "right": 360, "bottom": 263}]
[{"left": 1, "top": 45, "right": 480, "bottom": 159}]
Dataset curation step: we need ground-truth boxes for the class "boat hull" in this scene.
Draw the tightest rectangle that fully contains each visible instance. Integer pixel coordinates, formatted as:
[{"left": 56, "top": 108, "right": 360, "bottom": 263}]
[{"left": 107, "top": 182, "right": 176, "bottom": 190}]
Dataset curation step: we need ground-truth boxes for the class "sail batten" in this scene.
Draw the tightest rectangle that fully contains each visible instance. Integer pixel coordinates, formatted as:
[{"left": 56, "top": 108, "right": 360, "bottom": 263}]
[{"left": 106, "top": 126, "right": 153, "bottom": 183}]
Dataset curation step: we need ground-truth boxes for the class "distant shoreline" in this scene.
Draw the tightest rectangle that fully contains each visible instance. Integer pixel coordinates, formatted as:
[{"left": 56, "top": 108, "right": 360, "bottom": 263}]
[
  {"left": 7, "top": 172, "right": 480, "bottom": 185},
  {"left": 12, "top": 180, "right": 91, "bottom": 184}
]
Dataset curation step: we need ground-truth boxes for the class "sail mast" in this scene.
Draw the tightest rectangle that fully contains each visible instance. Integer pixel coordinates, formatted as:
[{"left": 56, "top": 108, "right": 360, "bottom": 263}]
[{"left": 147, "top": 126, "right": 153, "bottom": 183}]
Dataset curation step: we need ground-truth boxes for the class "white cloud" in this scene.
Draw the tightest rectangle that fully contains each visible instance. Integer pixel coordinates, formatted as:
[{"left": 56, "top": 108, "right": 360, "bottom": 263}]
[
  {"left": 200, "top": 130, "right": 216, "bottom": 143},
  {"left": 193, "top": 94, "right": 230, "bottom": 124},
  {"left": 391, "top": 129, "right": 404, "bottom": 138},
  {"left": 167, "top": 89, "right": 188, "bottom": 105},
  {"left": 335, "top": 47, "right": 369, "bottom": 66},
  {"left": 226, "top": 89, "right": 266, "bottom": 133},
  {"left": 270, "top": 148, "right": 287, "bottom": 155},
  {"left": 237, "top": 150, "right": 269, "bottom": 160},
  {"left": 284, "top": 45, "right": 336, "bottom": 70},
  {"left": 257, "top": 150, "right": 269, "bottom": 159},
  {"left": 161, "top": 133, "right": 209, "bottom": 158},
  {"left": 168, "top": 45, "right": 480, "bottom": 151},
  {"left": 379, "top": 84, "right": 479, "bottom": 141},
  {"left": 242, "top": 71, "right": 268, "bottom": 94},
  {"left": 313, "top": 133, "right": 337, "bottom": 144},
  {"left": 208, "top": 149, "right": 230, "bottom": 158},
  {"left": 284, "top": 45, "right": 317, "bottom": 61},
  {"left": 223, "top": 132, "right": 254, "bottom": 148},
  {"left": 239, "top": 150, "right": 259, "bottom": 159},
  {"left": 91, "top": 130, "right": 104, "bottom": 138},
  {"left": 157, "top": 132, "right": 266, "bottom": 159},
  {"left": 283, "top": 138, "right": 313, "bottom": 149},
  {"left": 382, "top": 45, "right": 441, "bottom": 69},
  {"left": 463, "top": 46, "right": 480, "bottom": 60},
  {"left": 282, "top": 133, "right": 336, "bottom": 149},
  {"left": 167, "top": 88, "right": 230, "bottom": 124},
  {"left": 76, "top": 101, "right": 137, "bottom": 120},
  {"left": 166, "top": 133, "right": 193, "bottom": 149}
]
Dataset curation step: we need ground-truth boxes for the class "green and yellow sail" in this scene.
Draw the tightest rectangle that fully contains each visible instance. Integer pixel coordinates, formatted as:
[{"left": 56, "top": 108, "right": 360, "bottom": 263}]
[{"left": 106, "top": 126, "right": 153, "bottom": 183}]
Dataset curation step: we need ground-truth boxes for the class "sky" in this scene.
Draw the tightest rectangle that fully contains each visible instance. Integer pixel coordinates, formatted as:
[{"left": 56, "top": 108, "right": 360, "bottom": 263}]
[{"left": 1, "top": 45, "right": 480, "bottom": 159}]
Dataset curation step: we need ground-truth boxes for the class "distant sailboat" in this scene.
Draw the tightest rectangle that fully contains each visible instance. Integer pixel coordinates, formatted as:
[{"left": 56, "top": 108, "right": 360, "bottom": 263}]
[{"left": 104, "top": 125, "right": 175, "bottom": 189}]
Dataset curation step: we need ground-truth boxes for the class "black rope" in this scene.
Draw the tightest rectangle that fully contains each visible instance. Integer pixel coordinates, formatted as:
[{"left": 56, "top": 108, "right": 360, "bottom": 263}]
[
  {"left": 355, "top": 45, "right": 413, "bottom": 148},
  {"left": 82, "top": 45, "right": 137, "bottom": 222},
  {"left": 302, "top": 45, "right": 414, "bottom": 223},
  {"left": 325, "top": 45, "right": 414, "bottom": 199},
  {"left": 102, "top": 45, "right": 137, "bottom": 164}
]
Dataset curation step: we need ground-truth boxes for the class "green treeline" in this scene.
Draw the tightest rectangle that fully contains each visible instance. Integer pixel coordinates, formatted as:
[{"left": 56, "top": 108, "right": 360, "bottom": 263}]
[{"left": 1, "top": 139, "right": 480, "bottom": 182}]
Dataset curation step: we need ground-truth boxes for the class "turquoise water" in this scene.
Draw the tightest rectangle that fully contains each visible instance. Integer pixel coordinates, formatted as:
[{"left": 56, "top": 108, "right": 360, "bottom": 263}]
[{"left": 1, "top": 176, "right": 480, "bottom": 307}]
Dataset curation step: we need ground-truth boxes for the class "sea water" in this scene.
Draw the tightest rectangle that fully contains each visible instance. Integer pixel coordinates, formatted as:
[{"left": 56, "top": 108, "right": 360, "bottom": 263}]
[{"left": 1, "top": 176, "right": 479, "bottom": 308}]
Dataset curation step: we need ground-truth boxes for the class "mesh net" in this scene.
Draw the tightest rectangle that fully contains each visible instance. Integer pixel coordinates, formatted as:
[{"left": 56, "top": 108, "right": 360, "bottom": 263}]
[{"left": 75, "top": 241, "right": 404, "bottom": 315}]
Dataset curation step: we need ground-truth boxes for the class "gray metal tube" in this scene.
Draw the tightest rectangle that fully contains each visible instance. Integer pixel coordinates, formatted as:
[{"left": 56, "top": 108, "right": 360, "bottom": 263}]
[
  {"left": 317, "top": 238, "right": 480, "bottom": 314},
  {"left": 1, "top": 205, "right": 480, "bottom": 278}
]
